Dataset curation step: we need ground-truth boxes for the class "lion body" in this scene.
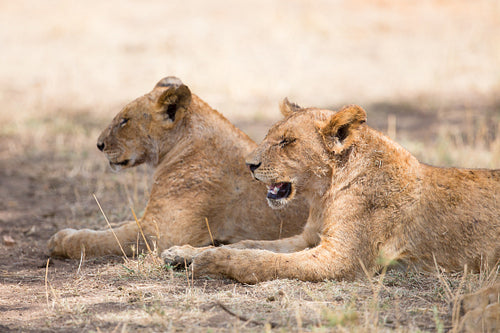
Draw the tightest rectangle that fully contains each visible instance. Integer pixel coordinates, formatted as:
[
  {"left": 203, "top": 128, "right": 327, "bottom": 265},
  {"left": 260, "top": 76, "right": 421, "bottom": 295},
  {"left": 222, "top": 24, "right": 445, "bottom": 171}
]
[
  {"left": 48, "top": 78, "right": 308, "bottom": 258},
  {"left": 163, "top": 102, "right": 500, "bottom": 284}
]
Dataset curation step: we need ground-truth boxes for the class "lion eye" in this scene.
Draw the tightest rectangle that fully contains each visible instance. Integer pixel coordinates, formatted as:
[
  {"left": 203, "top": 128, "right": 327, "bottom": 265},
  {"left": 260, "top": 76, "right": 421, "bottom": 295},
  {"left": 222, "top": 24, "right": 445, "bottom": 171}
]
[
  {"left": 119, "top": 118, "right": 129, "bottom": 127},
  {"left": 279, "top": 137, "right": 296, "bottom": 147}
]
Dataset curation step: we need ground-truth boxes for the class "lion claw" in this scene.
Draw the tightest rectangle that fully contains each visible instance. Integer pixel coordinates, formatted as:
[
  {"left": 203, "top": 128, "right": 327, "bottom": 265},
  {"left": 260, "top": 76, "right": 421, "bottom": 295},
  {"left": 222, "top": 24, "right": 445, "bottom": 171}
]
[
  {"left": 163, "top": 254, "right": 193, "bottom": 269},
  {"left": 161, "top": 245, "right": 202, "bottom": 269}
]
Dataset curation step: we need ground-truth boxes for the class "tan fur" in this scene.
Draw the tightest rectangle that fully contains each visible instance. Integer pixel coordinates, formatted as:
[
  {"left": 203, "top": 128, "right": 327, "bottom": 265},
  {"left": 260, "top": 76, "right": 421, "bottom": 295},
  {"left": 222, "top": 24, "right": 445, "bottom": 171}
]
[
  {"left": 48, "top": 78, "right": 308, "bottom": 258},
  {"left": 458, "top": 283, "right": 500, "bottom": 332},
  {"left": 164, "top": 101, "right": 500, "bottom": 285}
]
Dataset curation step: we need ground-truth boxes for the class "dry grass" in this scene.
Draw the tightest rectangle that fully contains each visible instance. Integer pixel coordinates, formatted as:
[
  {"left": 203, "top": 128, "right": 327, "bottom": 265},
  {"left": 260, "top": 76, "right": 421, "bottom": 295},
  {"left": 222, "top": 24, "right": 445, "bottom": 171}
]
[{"left": 1, "top": 0, "right": 500, "bottom": 332}]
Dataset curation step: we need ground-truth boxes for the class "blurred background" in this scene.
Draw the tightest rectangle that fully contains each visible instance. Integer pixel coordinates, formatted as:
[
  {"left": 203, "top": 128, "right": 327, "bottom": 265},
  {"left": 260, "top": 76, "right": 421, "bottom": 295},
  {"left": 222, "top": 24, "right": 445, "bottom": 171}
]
[{"left": 1, "top": 0, "right": 500, "bottom": 165}]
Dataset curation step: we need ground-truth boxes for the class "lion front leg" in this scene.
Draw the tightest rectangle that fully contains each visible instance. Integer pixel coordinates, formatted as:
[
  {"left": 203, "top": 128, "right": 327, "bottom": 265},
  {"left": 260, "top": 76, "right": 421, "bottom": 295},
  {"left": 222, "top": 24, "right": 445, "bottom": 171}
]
[
  {"left": 190, "top": 241, "right": 360, "bottom": 283},
  {"left": 227, "top": 227, "right": 321, "bottom": 253},
  {"left": 48, "top": 222, "right": 141, "bottom": 258}
]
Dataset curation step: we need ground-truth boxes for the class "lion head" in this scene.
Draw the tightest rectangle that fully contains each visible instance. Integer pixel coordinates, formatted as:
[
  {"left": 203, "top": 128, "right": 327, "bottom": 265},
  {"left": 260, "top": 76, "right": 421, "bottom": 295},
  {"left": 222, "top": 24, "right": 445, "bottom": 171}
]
[
  {"left": 246, "top": 100, "right": 367, "bottom": 209},
  {"left": 97, "top": 77, "right": 192, "bottom": 172}
]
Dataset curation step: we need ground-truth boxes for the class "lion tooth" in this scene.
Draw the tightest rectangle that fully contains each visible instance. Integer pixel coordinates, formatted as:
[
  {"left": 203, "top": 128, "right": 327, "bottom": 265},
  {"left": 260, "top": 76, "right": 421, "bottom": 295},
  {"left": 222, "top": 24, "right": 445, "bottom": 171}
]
[{"left": 267, "top": 184, "right": 281, "bottom": 196}]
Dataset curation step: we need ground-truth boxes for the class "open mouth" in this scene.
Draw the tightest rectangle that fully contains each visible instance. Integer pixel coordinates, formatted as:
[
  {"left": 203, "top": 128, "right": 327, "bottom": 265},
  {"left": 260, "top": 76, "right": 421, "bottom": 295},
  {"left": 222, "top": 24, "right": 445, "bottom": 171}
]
[
  {"left": 110, "top": 159, "right": 130, "bottom": 167},
  {"left": 267, "top": 182, "right": 292, "bottom": 200}
]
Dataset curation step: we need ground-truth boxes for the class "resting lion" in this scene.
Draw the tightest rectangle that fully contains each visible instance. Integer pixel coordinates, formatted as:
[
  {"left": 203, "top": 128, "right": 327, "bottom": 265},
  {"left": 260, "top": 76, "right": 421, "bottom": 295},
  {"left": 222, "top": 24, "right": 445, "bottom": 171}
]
[
  {"left": 163, "top": 100, "right": 500, "bottom": 284},
  {"left": 48, "top": 77, "right": 308, "bottom": 258}
]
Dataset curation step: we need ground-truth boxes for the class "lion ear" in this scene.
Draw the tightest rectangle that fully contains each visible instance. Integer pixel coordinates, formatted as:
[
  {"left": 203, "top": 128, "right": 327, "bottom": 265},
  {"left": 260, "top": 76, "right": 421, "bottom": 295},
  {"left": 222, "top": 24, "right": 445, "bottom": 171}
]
[
  {"left": 154, "top": 76, "right": 184, "bottom": 89},
  {"left": 279, "top": 98, "right": 302, "bottom": 117},
  {"left": 320, "top": 105, "right": 366, "bottom": 154},
  {"left": 155, "top": 83, "right": 192, "bottom": 122}
]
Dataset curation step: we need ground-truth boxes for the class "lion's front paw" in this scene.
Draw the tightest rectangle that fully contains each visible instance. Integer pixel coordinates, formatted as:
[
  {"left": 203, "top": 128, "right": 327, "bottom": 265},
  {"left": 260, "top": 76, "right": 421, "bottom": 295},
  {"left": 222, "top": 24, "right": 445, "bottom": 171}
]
[
  {"left": 47, "top": 229, "right": 78, "bottom": 258},
  {"left": 460, "top": 303, "right": 500, "bottom": 332},
  {"left": 457, "top": 283, "right": 500, "bottom": 332},
  {"left": 459, "top": 283, "right": 499, "bottom": 314},
  {"left": 190, "top": 247, "right": 232, "bottom": 278},
  {"left": 161, "top": 245, "right": 211, "bottom": 269}
]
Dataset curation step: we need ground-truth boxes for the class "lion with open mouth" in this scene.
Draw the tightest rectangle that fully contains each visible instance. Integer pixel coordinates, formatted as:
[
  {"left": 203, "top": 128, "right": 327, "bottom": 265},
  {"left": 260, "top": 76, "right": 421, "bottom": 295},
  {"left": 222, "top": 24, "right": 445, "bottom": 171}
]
[{"left": 163, "top": 100, "right": 500, "bottom": 285}]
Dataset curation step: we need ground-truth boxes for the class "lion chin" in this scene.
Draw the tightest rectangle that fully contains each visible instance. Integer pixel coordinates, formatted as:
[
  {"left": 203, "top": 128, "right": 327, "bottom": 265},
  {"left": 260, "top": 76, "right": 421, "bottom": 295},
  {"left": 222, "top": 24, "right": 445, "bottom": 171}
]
[{"left": 108, "top": 159, "right": 130, "bottom": 172}]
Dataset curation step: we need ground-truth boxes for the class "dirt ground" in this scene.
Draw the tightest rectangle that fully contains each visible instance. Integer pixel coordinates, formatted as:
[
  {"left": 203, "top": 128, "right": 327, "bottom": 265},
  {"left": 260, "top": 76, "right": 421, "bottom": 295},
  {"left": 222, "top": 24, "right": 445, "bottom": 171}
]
[{"left": 1, "top": 0, "right": 500, "bottom": 332}]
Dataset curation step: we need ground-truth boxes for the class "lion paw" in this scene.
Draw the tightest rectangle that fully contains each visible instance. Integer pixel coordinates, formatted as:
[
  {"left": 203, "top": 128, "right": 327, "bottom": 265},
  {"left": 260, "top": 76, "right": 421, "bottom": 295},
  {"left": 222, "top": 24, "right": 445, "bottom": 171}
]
[
  {"left": 161, "top": 245, "right": 211, "bottom": 269},
  {"left": 457, "top": 283, "right": 500, "bottom": 332},
  {"left": 47, "top": 228, "right": 78, "bottom": 258},
  {"left": 189, "top": 247, "right": 236, "bottom": 278}
]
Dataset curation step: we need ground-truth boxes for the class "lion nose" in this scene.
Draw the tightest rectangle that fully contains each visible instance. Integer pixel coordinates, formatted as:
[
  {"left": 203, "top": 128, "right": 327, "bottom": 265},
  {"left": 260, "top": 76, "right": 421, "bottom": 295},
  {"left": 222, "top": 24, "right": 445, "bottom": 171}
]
[
  {"left": 246, "top": 162, "right": 261, "bottom": 173},
  {"left": 97, "top": 142, "right": 105, "bottom": 151}
]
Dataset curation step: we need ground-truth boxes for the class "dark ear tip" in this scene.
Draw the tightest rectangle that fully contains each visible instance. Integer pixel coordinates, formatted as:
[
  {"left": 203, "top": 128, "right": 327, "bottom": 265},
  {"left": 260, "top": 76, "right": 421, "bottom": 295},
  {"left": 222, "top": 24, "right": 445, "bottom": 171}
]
[
  {"left": 280, "top": 97, "right": 302, "bottom": 117},
  {"left": 282, "top": 97, "right": 301, "bottom": 109},
  {"left": 155, "top": 76, "right": 184, "bottom": 88}
]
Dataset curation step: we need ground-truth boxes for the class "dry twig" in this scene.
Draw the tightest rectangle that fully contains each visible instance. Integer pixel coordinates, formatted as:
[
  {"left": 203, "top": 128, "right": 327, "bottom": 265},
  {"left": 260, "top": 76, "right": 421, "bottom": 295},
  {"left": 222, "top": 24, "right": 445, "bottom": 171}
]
[{"left": 216, "top": 302, "right": 280, "bottom": 328}]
